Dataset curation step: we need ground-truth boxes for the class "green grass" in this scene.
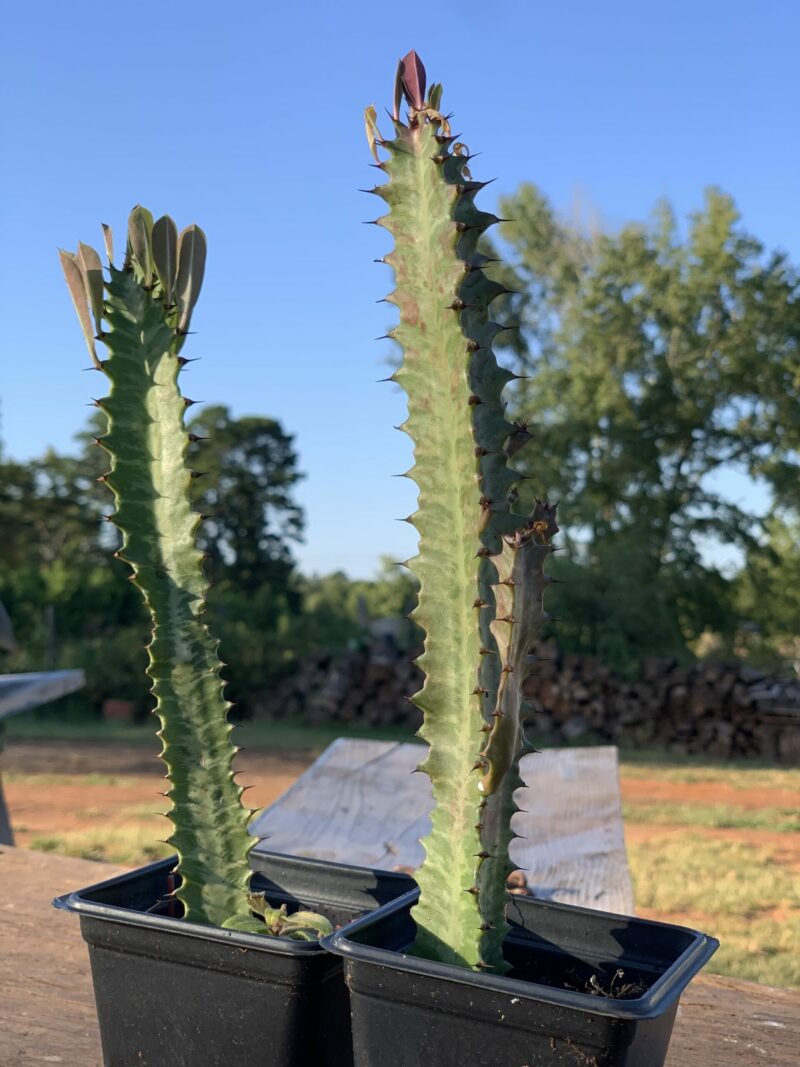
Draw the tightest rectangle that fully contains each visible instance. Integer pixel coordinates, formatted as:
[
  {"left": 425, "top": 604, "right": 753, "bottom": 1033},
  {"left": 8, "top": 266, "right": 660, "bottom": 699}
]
[
  {"left": 30, "top": 828, "right": 172, "bottom": 866},
  {"left": 623, "top": 801, "right": 800, "bottom": 832},
  {"left": 619, "top": 754, "right": 800, "bottom": 790},
  {"left": 629, "top": 833, "right": 800, "bottom": 988},
  {"left": 4, "top": 771, "right": 124, "bottom": 787}
]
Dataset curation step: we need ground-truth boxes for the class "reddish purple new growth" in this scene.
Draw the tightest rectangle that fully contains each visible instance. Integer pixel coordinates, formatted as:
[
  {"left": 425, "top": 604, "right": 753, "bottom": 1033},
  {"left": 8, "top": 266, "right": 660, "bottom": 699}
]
[{"left": 400, "top": 50, "right": 426, "bottom": 110}]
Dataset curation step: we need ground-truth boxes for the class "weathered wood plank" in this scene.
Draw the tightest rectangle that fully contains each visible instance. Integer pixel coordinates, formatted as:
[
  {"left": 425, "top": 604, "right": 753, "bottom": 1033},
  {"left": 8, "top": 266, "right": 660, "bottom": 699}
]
[
  {"left": 665, "top": 973, "right": 799, "bottom": 1066},
  {"left": 250, "top": 739, "right": 634, "bottom": 914},
  {"left": 0, "top": 671, "right": 87, "bottom": 843},
  {"left": 1, "top": 848, "right": 797, "bottom": 1066},
  {"left": 0, "top": 670, "right": 86, "bottom": 721},
  {"left": 0, "top": 846, "right": 125, "bottom": 1065}
]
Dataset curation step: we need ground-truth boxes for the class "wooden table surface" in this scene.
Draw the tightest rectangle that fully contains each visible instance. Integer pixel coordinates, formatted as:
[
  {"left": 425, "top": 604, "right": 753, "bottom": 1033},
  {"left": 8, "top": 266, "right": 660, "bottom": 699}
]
[
  {"left": 2, "top": 847, "right": 797, "bottom": 1066},
  {"left": 0, "top": 670, "right": 86, "bottom": 721},
  {"left": 252, "top": 739, "right": 635, "bottom": 915}
]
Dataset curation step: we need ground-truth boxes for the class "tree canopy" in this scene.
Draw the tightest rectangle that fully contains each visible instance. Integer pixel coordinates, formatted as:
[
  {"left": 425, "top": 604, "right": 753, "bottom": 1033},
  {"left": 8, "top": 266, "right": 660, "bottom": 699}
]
[
  {"left": 491, "top": 185, "right": 800, "bottom": 671},
  {"left": 0, "top": 408, "right": 418, "bottom": 711}
]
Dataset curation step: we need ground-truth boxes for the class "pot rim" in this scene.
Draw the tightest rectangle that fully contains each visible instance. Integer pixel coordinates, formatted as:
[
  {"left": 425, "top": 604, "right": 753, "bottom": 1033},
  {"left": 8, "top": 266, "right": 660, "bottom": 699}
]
[
  {"left": 53, "top": 851, "right": 413, "bottom": 958},
  {"left": 324, "top": 888, "right": 719, "bottom": 1021}
]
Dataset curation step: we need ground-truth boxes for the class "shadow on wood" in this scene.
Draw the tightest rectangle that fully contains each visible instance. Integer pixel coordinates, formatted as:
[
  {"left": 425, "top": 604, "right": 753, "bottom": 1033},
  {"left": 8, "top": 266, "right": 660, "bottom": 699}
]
[{"left": 250, "top": 739, "right": 634, "bottom": 915}]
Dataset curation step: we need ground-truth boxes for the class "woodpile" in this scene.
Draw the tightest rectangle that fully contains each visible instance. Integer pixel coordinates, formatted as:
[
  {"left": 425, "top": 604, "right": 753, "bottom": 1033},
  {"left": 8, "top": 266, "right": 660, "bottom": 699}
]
[
  {"left": 250, "top": 639, "right": 800, "bottom": 764},
  {"left": 251, "top": 639, "right": 423, "bottom": 730},
  {"left": 522, "top": 645, "right": 800, "bottom": 764}
]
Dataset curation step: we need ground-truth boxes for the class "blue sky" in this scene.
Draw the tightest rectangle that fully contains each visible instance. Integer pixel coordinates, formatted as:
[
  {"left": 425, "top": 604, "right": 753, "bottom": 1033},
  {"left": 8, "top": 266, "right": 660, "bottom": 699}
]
[{"left": 1, "top": 1, "right": 796, "bottom": 576}]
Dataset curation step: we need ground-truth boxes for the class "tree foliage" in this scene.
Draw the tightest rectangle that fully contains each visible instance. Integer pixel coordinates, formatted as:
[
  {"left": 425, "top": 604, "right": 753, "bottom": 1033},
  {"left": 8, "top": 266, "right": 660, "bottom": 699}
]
[
  {"left": 184, "top": 405, "right": 305, "bottom": 704},
  {"left": 297, "top": 557, "right": 419, "bottom": 652},
  {"left": 0, "top": 411, "right": 419, "bottom": 713},
  {"left": 188, "top": 405, "right": 303, "bottom": 594},
  {"left": 491, "top": 185, "right": 800, "bottom": 670},
  {"left": 0, "top": 447, "right": 149, "bottom": 698},
  {"left": 735, "top": 514, "right": 800, "bottom": 674}
]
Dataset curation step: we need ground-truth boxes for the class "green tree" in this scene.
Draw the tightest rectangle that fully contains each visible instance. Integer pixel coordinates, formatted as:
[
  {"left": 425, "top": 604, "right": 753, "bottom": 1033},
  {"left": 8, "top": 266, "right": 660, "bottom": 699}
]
[
  {"left": 0, "top": 406, "right": 307, "bottom": 714},
  {"left": 298, "top": 557, "right": 420, "bottom": 653},
  {"left": 188, "top": 405, "right": 303, "bottom": 593},
  {"left": 186, "top": 405, "right": 305, "bottom": 707},
  {"left": 491, "top": 185, "right": 800, "bottom": 670},
  {"left": 0, "top": 447, "right": 149, "bottom": 701},
  {"left": 735, "top": 513, "right": 800, "bottom": 674}
]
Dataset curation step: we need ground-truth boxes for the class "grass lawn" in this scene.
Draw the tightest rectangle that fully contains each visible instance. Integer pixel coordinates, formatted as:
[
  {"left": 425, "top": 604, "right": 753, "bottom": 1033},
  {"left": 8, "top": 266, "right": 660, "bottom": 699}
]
[{"left": 5, "top": 715, "right": 799, "bottom": 989}]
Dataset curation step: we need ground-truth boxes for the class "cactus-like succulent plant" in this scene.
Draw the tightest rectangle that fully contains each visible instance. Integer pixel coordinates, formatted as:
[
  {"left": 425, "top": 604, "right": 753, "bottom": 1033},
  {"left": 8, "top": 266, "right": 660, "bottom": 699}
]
[
  {"left": 366, "top": 54, "right": 558, "bottom": 972},
  {"left": 60, "top": 209, "right": 330, "bottom": 941}
]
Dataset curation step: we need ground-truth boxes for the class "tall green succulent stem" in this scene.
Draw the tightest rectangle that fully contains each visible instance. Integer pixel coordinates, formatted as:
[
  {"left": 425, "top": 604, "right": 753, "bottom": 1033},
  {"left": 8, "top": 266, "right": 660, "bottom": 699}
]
[
  {"left": 92, "top": 218, "right": 254, "bottom": 927},
  {"left": 476, "top": 501, "right": 559, "bottom": 961},
  {"left": 61, "top": 210, "right": 330, "bottom": 940},
  {"left": 369, "top": 57, "right": 556, "bottom": 972},
  {"left": 369, "top": 55, "right": 558, "bottom": 972}
]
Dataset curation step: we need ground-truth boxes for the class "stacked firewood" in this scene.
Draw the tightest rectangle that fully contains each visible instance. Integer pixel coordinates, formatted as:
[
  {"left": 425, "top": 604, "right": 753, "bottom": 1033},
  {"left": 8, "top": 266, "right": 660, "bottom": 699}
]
[
  {"left": 251, "top": 640, "right": 424, "bottom": 729},
  {"left": 250, "top": 639, "right": 799, "bottom": 763},
  {"left": 522, "top": 644, "right": 799, "bottom": 763}
]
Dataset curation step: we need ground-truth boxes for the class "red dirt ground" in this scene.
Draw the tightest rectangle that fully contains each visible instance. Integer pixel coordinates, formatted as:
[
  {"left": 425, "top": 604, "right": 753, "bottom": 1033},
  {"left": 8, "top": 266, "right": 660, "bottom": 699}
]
[
  {"left": 3, "top": 740, "right": 798, "bottom": 870},
  {"left": 2, "top": 741, "right": 310, "bottom": 846},
  {"left": 620, "top": 777, "right": 799, "bottom": 811}
]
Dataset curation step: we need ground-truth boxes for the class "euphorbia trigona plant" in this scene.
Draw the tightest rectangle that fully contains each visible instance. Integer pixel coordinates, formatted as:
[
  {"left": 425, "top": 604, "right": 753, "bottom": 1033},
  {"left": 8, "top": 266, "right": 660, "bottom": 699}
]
[
  {"left": 365, "top": 51, "right": 558, "bottom": 973},
  {"left": 60, "top": 209, "right": 330, "bottom": 940}
]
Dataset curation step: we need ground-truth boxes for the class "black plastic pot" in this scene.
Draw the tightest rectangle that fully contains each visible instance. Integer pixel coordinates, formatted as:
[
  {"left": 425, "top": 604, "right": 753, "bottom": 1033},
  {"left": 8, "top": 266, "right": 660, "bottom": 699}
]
[
  {"left": 54, "top": 850, "right": 414, "bottom": 1067},
  {"left": 325, "top": 888, "right": 718, "bottom": 1067}
]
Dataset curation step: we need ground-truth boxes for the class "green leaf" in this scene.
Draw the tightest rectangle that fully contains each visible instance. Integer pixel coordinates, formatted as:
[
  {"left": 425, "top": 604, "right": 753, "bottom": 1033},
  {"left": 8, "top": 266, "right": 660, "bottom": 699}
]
[
  {"left": 175, "top": 224, "right": 207, "bottom": 334},
  {"left": 126, "top": 205, "right": 155, "bottom": 286},
  {"left": 152, "top": 215, "right": 178, "bottom": 306}
]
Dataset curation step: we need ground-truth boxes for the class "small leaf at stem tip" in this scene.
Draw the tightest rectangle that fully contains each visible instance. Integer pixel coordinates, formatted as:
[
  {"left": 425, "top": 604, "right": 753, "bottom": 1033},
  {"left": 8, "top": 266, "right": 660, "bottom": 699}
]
[
  {"left": 392, "top": 57, "right": 403, "bottom": 120},
  {"left": 152, "top": 215, "right": 178, "bottom": 306},
  {"left": 175, "top": 224, "right": 207, "bottom": 333},
  {"left": 127, "top": 205, "right": 155, "bottom": 284},
  {"left": 59, "top": 250, "right": 99, "bottom": 366},
  {"left": 76, "top": 242, "right": 105, "bottom": 338},
  {"left": 364, "top": 105, "right": 381, "bottom": 162},
  {"left": 101, "top": 223, "right": 114, "bottom": 265},
  {"left": 400, "top": 50, "right": 426, "bottom": 110}
]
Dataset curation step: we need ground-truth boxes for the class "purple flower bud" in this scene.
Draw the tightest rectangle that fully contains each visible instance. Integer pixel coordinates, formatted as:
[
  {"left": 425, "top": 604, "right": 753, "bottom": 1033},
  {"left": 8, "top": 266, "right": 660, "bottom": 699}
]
[{"left": 400, "top": 51, "right": 426, "bottom": 110}]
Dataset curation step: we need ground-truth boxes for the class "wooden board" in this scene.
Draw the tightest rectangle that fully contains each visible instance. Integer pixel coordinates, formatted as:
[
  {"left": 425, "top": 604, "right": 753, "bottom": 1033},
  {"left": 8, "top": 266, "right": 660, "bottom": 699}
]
[
  {"left": 666, "top": 973, "right": 800, "bottom": 1065},
  {"left": 0, "top": 670, "right": 86, "bottom": 721},
  {"left": 0, "top": 847, "right": 125, "bottom": 1065},
  {"left": 250, "top": 739, "right": 634, "bottom": 915},
  {"left": 0, "top": 670, "right": 86, "bottom": 844},
  {"left": 1, "top": 847, "right": 798, "bottom": 1066}
]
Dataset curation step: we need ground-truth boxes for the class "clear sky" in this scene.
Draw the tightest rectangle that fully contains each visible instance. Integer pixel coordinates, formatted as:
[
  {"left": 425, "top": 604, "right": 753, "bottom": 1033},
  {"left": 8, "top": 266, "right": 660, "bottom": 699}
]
[{"left": 1, "top": 1, "right": 796, "bottom": 577}]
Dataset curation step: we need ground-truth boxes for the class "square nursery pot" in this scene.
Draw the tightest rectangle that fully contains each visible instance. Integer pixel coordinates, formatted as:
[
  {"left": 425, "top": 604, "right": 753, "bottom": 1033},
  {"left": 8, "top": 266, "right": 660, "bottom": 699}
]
[
  {"left": 324, "top": 888, "right": 718, "bottom": 1067},
  {"left": 54, "top": 850, "right": 414, "bottom": 1067}
]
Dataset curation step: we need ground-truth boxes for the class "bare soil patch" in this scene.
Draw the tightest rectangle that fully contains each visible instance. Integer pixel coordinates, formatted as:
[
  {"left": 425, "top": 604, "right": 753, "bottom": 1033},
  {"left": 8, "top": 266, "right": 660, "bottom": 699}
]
[
  {"left": 621, "top": 776, "right": 799, "bottom": 811},
  {"left": 2, "top": 740, "right": 311, "bottom": 851}
]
